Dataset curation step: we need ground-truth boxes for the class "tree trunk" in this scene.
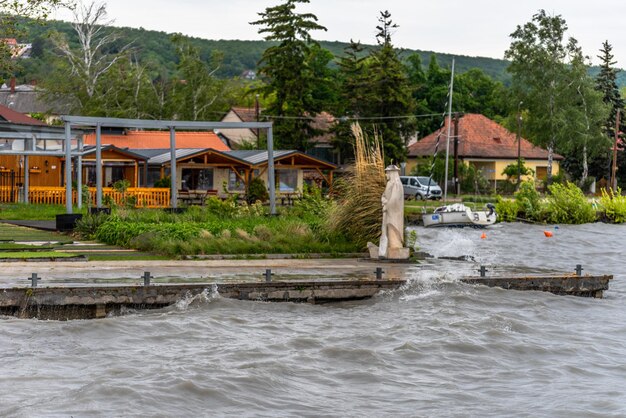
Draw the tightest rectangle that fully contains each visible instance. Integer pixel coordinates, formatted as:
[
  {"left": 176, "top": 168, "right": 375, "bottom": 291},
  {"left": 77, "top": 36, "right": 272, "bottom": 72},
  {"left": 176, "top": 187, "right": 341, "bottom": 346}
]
[{"left": 582, "top": 144, "right": 589, "bottom": 184}]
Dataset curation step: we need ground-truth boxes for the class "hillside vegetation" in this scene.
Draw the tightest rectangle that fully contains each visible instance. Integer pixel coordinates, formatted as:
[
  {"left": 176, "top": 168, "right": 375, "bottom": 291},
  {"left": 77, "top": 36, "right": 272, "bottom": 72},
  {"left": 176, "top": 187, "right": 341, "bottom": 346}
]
[{"left": 11, "top": 17, "right": 624, "bottom": 86}]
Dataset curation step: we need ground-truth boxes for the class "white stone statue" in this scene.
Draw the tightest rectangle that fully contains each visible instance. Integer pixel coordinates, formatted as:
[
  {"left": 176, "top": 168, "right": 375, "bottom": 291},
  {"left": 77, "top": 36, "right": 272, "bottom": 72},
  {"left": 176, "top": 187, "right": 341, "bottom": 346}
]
[{"left": 378, "top": 165, "right": 408, "bottom": 259}]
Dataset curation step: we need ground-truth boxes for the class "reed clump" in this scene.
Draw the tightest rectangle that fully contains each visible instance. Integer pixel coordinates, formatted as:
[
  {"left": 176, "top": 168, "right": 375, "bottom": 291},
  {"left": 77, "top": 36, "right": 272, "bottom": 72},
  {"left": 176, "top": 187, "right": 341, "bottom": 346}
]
[{"left": 328, "top": 123, "right": 386, "bottom": 247}]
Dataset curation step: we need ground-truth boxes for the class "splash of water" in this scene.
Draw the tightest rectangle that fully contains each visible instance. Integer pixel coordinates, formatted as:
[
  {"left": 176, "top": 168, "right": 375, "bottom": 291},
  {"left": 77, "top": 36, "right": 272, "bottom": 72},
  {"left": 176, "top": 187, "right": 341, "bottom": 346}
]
[{"left": 174, "top": 285, "right": 220, "bottom": 310}]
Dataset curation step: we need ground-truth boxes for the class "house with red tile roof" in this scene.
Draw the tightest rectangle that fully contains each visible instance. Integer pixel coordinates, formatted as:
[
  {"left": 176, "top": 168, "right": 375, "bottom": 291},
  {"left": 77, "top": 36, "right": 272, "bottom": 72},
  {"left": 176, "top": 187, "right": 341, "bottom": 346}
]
[
  {"left": 0, "top": 103, "right": 48, "bottom": 126},
  {"left": 407, "top": 113, "right": 562, "bottom": 184}
]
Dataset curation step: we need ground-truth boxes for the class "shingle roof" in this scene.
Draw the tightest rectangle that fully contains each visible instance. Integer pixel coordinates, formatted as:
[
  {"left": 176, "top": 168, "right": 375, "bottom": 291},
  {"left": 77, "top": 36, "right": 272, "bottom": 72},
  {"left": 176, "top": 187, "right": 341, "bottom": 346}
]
[
  {"left": 0, "top": 88, "right": 73, "bottom": 114},
  {"left": 408, "top": 113, "right": 563, "bottom": 160},
  {"left": 83, "top": 130, "right": 230, "bottom": 151},
  {"left": 230, "top": 107, "right": 259, "bottom": 123}
]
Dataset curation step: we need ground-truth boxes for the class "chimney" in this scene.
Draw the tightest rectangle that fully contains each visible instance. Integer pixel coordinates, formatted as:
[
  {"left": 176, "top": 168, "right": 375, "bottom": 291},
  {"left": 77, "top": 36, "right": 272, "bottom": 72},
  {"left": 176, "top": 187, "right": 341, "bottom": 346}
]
[{"left": 10, "top": 77, "right": 16, "bottom": 94}]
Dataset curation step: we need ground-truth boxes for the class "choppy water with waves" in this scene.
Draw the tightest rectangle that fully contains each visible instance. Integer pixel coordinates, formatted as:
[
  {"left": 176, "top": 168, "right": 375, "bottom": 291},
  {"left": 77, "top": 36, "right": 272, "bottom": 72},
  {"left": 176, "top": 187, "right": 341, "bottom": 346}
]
[{"left": 2, "top": 223, "right": 625, "bottom": 417}]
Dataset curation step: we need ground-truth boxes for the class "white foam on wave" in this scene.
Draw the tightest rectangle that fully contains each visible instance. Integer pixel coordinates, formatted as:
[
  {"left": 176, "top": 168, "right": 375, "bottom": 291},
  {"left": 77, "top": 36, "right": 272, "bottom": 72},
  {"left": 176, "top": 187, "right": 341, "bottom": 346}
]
[
  {"left": 415, "top": 226, "right": 502, "bottom": 265},
  {"left": 395, "top": 269, "right": 464, "bottom": 302},
  {"left": 174, "top": 285, "right": 220, "bottom": 310}
]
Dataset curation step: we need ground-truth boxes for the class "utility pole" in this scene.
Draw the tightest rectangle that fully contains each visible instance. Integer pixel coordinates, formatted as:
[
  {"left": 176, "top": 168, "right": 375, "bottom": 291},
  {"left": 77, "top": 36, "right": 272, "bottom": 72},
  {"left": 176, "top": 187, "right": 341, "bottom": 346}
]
[
  {"left": 453, "top": 113, "right": 462, "bottom": 195},
  {"left": 517, "top": 101, "right": 523, "bottom": 190},
  {"left": 611, "top": 109, "right": 620, "bottom": 192},
  {"left": 255, "top": 94, "right": 260, "bottom": 149}
]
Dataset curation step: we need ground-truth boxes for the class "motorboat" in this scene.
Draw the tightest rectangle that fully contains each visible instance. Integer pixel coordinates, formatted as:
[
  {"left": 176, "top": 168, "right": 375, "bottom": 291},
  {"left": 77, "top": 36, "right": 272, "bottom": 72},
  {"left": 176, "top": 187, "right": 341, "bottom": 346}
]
[{"left": 422, "top": 203, "right": 496, "bottom": 228}]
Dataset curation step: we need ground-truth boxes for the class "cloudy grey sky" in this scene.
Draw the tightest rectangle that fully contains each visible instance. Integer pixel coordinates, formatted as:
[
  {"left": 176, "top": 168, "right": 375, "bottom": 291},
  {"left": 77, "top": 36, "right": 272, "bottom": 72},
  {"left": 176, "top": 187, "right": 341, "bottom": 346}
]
[{"left": 52, "top": 0, "right": 626, "bottom": 66}]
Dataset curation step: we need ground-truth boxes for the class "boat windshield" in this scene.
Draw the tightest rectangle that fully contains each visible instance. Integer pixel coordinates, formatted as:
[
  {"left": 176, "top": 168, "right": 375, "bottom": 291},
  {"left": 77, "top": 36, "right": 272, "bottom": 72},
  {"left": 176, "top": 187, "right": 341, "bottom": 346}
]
[{"left": 417, "top": 177, "right": 438, "bottom": 186}]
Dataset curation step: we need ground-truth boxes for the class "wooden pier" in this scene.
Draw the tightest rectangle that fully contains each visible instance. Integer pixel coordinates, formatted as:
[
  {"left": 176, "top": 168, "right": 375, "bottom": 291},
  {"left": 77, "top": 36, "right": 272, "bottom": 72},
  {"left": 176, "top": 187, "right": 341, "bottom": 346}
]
[
  {"left": 0, "top": 279, "right": 407, "bottom": 320},
  {"left": 0, "top": 268, "right": 614, "bottom": 320},
  {"left": 461, "top": 274, "right": 612, "bottom": 298}
]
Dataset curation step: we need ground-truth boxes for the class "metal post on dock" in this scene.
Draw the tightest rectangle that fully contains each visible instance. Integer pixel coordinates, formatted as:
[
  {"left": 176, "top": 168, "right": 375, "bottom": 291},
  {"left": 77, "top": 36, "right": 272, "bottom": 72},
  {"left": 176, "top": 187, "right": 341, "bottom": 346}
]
[
  {"left": 479, "top": 266, "right": 488, "bottom": 277},
  {"left": 142, "top": 271, "right": 152, "bottom": 286},
  {"left": 265, "top": 269, "right": 273, "bottom": 282},
  {"left": 575, "top": 265, "right": 584, "bottom": 277},
  {"left": 375, "top": 267, "right": 385, "bottom": 280},
  {"left": 28, "top": 273, "right": 40, "bottom": 288}
]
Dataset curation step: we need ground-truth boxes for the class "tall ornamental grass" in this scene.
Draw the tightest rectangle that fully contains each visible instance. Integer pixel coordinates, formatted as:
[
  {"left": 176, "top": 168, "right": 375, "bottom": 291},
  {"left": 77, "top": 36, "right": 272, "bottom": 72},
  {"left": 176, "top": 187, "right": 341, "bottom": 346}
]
[{"left": 327, "top": 123, "right": 386, "bottom": 247}]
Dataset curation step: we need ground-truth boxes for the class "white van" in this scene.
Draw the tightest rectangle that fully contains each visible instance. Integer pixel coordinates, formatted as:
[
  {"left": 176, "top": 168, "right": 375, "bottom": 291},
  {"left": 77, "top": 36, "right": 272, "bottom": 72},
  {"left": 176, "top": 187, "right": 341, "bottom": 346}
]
[{"left": 399, "top": 176, "right": 443, "bottom": 200}]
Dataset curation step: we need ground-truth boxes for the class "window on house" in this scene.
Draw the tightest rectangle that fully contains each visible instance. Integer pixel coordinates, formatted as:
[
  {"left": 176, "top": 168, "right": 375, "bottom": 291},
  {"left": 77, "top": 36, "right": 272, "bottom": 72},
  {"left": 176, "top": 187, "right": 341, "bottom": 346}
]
[
  {"left": 277, "top": 169, "right": 297, "bottom": 192},
  {"left": 181, "top": 168, "right": 214, "bottom": 190},
  {"left": 147, "top": 168, "right": 162, "bottom": 187},
  {"left": 228, "top": 169, "right": 246, "bottom": 191}
]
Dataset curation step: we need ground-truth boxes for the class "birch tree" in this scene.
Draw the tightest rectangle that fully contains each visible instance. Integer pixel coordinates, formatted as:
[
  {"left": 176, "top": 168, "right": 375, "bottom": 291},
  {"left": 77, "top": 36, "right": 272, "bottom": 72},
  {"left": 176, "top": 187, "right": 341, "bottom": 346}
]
[
  {"left": 169, "top": 35, "right": 227, "bottom": 121},
  {"left": 561, "top": 42, "right": 609, "bottom": 183},
  {"left": 51, "top": 1, "right": 129, "bottom": 104},
  {"left": 505, "top": 10, "right": 573, "bottom": 183}
]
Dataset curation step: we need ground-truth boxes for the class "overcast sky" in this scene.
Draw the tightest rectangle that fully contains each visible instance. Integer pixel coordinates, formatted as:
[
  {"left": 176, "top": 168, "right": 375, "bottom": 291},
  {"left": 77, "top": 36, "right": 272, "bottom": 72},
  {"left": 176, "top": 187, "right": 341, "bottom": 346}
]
[{"left": 52, "top": 0, "right": 626, "bottom": 67}]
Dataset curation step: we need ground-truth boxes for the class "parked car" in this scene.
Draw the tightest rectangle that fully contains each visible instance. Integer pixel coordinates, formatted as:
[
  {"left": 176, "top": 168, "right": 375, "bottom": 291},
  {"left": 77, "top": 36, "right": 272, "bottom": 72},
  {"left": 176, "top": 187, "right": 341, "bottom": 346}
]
[{"left": 399, "top": 176, "right": 443, "bottom": 200}]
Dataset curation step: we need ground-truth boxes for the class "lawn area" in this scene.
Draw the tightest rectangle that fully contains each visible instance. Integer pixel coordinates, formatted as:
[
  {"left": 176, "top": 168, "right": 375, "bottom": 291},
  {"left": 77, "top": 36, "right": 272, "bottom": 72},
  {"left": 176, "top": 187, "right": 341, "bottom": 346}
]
[
  {"left": 0, "top": 203, "right": 86, "bottom": 220},
  {"left": 0, "top": 223, "right": 168, "bottom": 261},
  {"left": 0, "top": 251, "right": 79, "bottom": 259},
  {"left": 0, "top": 223, "right": 72, "bottom": 243}
]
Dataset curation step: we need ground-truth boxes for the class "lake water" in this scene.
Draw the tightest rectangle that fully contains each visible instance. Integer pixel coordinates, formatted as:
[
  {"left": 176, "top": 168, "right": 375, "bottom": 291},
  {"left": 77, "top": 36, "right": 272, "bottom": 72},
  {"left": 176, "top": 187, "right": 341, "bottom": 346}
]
[{"left": 1, "top": 223, "right": 625, "bottom": 417}]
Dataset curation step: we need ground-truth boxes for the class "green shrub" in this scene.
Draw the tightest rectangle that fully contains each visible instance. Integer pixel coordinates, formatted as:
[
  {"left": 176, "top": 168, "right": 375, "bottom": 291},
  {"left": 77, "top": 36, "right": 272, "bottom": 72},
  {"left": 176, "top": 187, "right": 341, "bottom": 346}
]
[
  {"left": 154, "top": 176, "right": 171, "bottom": 188},
  {"left": 246, "top": 177, "right": 269, "bottom": 204},
  {"left": 74, "top": 212, "right": 110, "bottom": 239},
  {"left": 292, "top": 184, "right": 327, "bottom": 214},
  {"left": 599, "top": 188, "right": 626, "bottom": 223},
  {"left": 514, "top": 180, "right": 541, "bottom": 220},
  {"left": 501, "top": 159, "right": 534, "bottom": 180},
  {"left": 495, "top": 197, "right": 518, "bottom": 222},
  {"left": 542, "top": 182, "right": 596, "bottom": 224}
]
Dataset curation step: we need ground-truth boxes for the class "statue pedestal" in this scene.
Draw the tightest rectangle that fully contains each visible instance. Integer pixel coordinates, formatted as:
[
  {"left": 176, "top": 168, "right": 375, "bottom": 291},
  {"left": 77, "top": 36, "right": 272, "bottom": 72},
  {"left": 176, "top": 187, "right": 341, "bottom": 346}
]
[
  {"left": 367, "top": 242, "right": 410, "bottom": 260},
  {"left": 386, "top": 247, "right": 410, "bottom": 260}
]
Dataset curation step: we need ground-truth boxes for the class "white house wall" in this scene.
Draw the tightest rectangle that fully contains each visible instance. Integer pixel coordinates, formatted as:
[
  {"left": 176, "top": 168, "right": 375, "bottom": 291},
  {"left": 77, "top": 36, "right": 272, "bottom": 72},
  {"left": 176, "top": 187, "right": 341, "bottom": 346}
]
[{"left": 218, "top": 111, "right": 258, "bottom": 148}]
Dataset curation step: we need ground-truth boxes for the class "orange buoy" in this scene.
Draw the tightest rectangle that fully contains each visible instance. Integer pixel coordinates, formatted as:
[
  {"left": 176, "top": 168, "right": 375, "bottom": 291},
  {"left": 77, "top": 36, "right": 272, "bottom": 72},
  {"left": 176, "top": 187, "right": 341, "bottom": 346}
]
[
  {"left": 480, "top": 232, "right": 487, "bottom": 239},
  {"left": 544, "top": 230, "right": 553, "bottom": 237}
]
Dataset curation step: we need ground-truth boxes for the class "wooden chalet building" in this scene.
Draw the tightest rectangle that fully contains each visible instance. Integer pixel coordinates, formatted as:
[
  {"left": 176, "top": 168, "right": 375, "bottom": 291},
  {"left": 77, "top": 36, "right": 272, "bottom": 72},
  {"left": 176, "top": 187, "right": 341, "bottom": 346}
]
[{"left": 0, "top": 106, "right": 337, "bottom": 207}]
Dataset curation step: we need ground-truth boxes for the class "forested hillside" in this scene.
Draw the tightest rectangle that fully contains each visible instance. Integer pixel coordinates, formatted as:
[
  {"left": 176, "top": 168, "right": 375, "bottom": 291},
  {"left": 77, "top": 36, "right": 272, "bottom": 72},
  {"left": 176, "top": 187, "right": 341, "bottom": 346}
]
[
  {"left": 13, "top": 18, "right": 509, "bottom": 81},
  {"left": 12, "top": 17, "right": 624, "bottom": 86}
]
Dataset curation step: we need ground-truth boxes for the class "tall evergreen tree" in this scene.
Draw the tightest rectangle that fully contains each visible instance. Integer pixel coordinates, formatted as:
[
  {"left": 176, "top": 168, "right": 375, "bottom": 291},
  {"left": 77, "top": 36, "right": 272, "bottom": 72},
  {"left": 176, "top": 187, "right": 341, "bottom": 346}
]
[
  {"left": 595, "top": 41, "right": 625, "bottom": 184},
  {"left": 365, "top": 10, "right": 414, "bottom": 164},
  {"left": 333, "top": 40, "right": 369, "bottom": 162},
  {"left": 251, "top": 0, "right": 327, "bottom": 150},
  {"left": 596, "top": 41, "right": 624, "bottom": 131}
]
